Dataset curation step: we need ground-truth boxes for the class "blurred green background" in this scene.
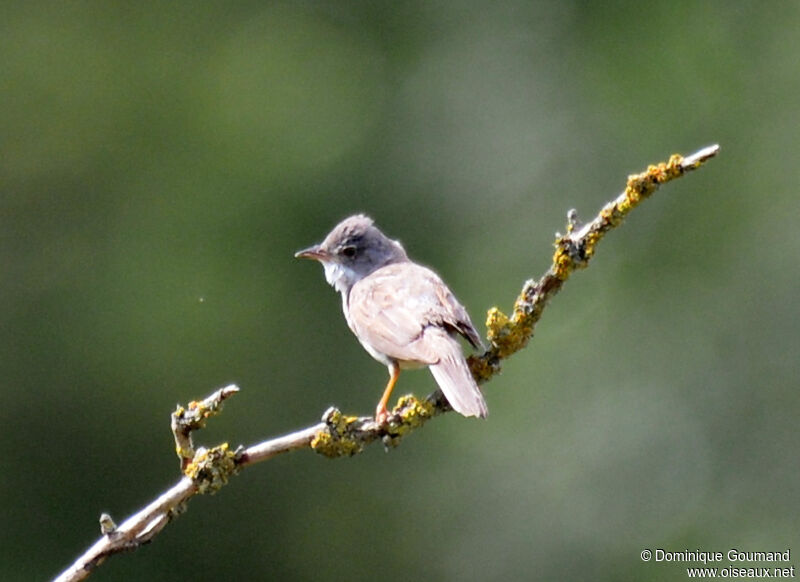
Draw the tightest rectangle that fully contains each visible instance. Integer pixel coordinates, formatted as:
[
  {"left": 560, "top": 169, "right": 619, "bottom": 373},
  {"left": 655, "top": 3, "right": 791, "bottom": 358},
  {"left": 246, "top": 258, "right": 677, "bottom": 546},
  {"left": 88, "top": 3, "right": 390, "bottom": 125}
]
[{"left": 2, "top": 2, "right": 798, "bottom": 581}]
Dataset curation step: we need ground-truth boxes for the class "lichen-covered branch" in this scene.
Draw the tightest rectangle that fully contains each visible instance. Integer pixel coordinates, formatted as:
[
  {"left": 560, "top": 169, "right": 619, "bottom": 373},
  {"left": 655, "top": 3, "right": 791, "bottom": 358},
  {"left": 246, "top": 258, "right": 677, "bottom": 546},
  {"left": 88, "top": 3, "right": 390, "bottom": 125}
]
[
  {"left": 172, "top": 384, "right": 240, "bottom": 470},
  {"left": 53, "top": 145, "right": 719, "bottom": 582},
  {"left": 468, "top": 143, "right": 720, "bottom": 381}
]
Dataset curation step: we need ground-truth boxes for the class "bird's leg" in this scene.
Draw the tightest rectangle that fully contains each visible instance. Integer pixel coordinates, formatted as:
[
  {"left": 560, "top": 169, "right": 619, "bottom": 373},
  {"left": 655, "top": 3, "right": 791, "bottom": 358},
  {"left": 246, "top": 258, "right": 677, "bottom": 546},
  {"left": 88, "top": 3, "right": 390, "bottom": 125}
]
[{"left": 375, "top": 363, "right": 400, "bottom": 424}]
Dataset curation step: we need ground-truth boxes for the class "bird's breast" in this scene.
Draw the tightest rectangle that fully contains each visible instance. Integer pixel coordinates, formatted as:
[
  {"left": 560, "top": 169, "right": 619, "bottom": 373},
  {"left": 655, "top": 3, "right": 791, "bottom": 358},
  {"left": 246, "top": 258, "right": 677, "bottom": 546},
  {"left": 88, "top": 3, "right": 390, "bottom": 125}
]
[{"left": 342, "top": 291, "right": 389, "bottom": 365}]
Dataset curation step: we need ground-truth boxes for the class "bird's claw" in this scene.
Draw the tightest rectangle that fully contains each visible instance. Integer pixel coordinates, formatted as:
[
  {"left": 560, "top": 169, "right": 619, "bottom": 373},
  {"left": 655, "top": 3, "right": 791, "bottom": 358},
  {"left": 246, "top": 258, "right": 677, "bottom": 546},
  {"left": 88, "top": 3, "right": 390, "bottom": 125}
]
[{"left": 375, "top": 406, "right": 390, "bottom": 426}]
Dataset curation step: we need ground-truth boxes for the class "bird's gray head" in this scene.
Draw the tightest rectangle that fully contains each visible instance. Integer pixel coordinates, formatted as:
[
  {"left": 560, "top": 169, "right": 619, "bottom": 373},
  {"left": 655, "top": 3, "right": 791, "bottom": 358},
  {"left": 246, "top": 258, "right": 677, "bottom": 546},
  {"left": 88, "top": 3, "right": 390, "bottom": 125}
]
[{"left": 295, "top": 215, "right": 408, "bottom": 295}]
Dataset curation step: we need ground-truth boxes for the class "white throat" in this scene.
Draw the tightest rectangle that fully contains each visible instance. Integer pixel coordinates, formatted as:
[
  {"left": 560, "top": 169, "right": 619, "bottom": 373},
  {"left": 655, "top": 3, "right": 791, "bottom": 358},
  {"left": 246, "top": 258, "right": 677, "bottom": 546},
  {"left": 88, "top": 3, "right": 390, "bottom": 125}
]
[{"left": 322, "top": 261, "right": 361, "bottom": 295}]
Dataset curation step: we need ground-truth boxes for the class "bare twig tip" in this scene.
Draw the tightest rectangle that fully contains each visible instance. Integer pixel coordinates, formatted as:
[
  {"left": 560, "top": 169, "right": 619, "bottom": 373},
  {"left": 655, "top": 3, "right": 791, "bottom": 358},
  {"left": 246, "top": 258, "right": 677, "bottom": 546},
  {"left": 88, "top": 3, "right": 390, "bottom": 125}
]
[
  {"left": 99, "top": 513, "right": 117, "bottom": 536},
  {"left": 682, "top": 144, "right": 720, "bottom": 169}
]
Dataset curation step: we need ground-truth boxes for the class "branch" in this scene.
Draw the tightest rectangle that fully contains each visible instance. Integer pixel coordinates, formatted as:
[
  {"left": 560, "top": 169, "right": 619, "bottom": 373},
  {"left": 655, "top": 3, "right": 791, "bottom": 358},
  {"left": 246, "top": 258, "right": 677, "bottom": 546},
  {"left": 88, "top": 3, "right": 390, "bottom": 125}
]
[
  {"left": 53, "top": 144, "right": 719, "bottom": 582},
  {"left": 468, "top": 143, "right": 720, "bottom": 380}
]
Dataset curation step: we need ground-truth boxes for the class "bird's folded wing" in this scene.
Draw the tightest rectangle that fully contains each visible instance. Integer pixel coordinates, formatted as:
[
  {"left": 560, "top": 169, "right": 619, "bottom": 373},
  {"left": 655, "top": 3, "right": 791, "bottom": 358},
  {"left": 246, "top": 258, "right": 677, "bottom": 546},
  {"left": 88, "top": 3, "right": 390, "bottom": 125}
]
[{"left": 347, "top": 262, "right": 482, "bottom": 363}]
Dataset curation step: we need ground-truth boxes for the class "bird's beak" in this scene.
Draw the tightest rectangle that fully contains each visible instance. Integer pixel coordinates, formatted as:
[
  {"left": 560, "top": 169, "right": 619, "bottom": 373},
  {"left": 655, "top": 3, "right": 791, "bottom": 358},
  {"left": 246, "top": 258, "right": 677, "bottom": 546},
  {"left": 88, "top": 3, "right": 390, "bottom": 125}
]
[{"left": 294, "top": 244, "right": 327, "bottom": 261}]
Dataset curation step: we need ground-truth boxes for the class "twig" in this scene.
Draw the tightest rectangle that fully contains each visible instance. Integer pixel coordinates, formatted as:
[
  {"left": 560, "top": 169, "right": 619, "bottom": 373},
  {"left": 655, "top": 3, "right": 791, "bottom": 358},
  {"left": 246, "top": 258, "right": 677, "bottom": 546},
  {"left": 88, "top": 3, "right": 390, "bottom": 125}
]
[
  {"left": 53, "top": 410, "right": 322, "bottom": 582},
  {"left": 53, "top": 145, "right": 719, "bottom": 582},
  {"left": 53, "top": 479, "right": 196, "bottom": 582},
  {"left": 172, "top": 384, "right": 240, "bottom": 470}
]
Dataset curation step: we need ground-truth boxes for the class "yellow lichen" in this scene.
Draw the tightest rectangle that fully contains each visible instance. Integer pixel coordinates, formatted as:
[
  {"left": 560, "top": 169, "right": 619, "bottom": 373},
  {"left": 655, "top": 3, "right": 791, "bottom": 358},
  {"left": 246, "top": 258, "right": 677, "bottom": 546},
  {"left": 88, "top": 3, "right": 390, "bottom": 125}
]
[
  {"left": 486, "top": 307, "right": 510, "bottom": 339},
  {"left": 174, "top": 444, "right": 194, "bottom": 459},
  {"left": 310, "top": 430, "right": 362, "bottom": 458},
  {"left": 485, "top": 300, "right": 536, "bottom": 359},
  {"left": 667, "top": 154, "right": 684, "bottom": 174},
  {"left": 184, "top": 443, "right": 238, "bottom": 494},
  {"left": 395, "top": 395, "right": 434, "bottom": 427},
  {"left": 582, "top": 231, "right": 601, "bottom": 259},
  {"left": 311, "top": 409, "right": 363, "bottom": 458},
  {"left": 468, "top": 354, "right": 496, "bottom": 383},
  {"left": 377, "top": 394, "right": 436, "bottom": 448},
  {"left": 486, "top": 307, "right": 521, "bottom": 357},
  {"left": 552, "top": 245, "right": 574, "bottom": 281}
]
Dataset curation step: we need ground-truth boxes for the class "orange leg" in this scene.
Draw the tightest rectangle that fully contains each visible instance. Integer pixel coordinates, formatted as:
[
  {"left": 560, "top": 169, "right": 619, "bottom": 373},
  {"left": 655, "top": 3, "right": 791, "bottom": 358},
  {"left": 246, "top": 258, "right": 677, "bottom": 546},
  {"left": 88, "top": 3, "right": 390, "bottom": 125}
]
[{"left": 375, "top": 363, "right": 400, "bottom": 424}]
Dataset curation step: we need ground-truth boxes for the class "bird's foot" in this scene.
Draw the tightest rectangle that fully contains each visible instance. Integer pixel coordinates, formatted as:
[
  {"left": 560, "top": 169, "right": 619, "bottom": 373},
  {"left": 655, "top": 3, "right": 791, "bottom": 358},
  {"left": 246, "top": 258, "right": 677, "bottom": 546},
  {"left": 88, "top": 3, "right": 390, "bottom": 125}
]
[{"left": 374, "top": 405, "right": 390, "bottom": 425}]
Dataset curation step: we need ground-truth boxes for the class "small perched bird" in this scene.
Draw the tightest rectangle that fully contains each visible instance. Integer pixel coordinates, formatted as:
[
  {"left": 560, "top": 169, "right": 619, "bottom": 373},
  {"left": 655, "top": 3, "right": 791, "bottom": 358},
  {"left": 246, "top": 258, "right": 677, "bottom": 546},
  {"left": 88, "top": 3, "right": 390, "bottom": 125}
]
[{"left": 295, "top": 215, "right": 488, "bottom": 423}]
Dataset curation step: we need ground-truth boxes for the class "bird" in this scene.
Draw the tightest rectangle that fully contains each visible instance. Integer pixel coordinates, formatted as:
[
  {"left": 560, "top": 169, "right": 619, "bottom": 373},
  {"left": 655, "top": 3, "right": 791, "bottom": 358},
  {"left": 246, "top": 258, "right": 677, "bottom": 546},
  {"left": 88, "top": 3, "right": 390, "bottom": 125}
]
[{"left": 295, "top": 214, "right": 488, "bottom": 423}]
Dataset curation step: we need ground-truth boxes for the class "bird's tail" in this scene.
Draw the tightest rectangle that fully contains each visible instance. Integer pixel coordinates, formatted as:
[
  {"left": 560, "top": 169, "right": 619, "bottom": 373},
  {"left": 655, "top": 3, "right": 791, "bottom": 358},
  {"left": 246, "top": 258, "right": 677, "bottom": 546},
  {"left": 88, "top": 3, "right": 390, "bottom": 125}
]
[{"left": 428, "top": 337, "right": 488, "bottom": 419}]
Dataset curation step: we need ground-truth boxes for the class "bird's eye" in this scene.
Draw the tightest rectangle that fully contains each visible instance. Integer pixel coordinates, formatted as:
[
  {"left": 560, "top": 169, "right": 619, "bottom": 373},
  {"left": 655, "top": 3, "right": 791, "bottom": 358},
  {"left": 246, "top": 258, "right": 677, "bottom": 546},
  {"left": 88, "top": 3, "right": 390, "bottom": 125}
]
[{"left": 341, "top": 245, "right": 357, "bottom": 258}]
